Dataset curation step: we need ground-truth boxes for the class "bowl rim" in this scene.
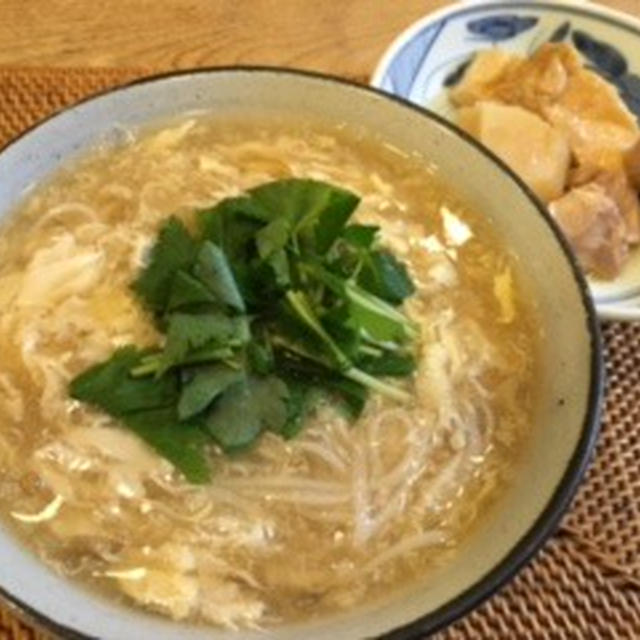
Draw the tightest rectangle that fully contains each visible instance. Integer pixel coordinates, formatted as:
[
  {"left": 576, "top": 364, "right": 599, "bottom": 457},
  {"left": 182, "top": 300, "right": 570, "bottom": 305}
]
[{"left": 0, "top": 65, "right": 604, "bottom": 640}]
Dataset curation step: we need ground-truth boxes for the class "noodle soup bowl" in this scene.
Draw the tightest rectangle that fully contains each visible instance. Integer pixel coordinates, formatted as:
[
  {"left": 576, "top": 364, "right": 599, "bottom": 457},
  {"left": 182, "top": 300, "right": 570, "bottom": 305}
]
[{"left": 0, "top": 68, "right": 602, "bottom": 639}]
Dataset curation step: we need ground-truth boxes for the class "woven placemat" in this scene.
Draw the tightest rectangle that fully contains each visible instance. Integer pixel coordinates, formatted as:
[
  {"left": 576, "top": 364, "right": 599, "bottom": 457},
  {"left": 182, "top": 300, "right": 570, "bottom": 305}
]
[{"left": 1, "top": 67, "right": 639, "bottom": 640}]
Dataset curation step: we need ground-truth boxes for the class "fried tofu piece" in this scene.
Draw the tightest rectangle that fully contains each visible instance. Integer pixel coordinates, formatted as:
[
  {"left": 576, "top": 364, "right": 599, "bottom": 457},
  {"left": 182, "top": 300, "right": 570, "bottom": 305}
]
[
  {"left": 549, "top": 183, "right": 628, "bottom": 278},
  {"left": 464, "top": 43, "right": 640, "bottom": 166},
  {"left": 450, "top": 49, "right": 522, "bottom": 107},
  {"left": 624, "top": 138, "right": 640, "bottom": 190},
  {"left": 487, "top": 43, "right": 582, "bottom": 114},
  {"left": 542, "top": 70, "right": 639, "bottom": 166},
  {"left": 451, "top": 43, "right": 640, "bottom": 277},
  {"left": 458, "top": 101, "right": 570, "bottom": 202}
]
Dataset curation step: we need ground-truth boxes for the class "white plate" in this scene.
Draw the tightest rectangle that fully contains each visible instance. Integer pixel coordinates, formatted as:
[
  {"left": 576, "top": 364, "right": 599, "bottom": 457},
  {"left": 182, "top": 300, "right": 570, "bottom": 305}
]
[{"left": 372, "top": 0, "right": 640, "bottom": 321}]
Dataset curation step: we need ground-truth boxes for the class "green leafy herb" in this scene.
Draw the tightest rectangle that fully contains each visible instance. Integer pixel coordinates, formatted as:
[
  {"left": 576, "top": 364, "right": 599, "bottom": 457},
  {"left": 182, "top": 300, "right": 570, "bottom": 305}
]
[
  {"left": 70, "top": 178, "right": 419, "bottom": 483},
  {"left": 285, "top": 290, "right": 351, "bottom": 370},
  {"left": 357, "top": 352, "right": 416, "bottom": 377},
  {"left": 125, "top": 408, "right": 211, "bottom": 484},
  {"left": 205, "top": 375, "right": 289, "bottom": 451},
  {"left": 167, "top": 270, "right": 217, "bottom": 311},
  {"left": 341, "top": 224, "right": 379, "bottom": 249},
  {"left": 273, "top": 349, "right": 368, "bottom": 417},
  {"left": 70, "top": 348, "right": 210, "bottom": 483},
  {"left": 358, "top": 250, "right": 415, "bottom": 305},
  {"left": 193, "top": 241, "right": 246, "bottom": 312},
  {"left": 70, "top": 347, "right": 177, "bottom": 415},
  {"left": 247, "top": 336, "right": 275, "bottom": 375},
  {"left": 149, "top": 312, "right": 249, "bottom": 376},
  {"left": 133, "top": 218, "right": 198, "bottom": 313},
  {"left": 275, "top": 379, "right": 313, "bottom": 440},
  {"left": 249, "top": 178, "right": 359, "bottom": 254},
  {"left": 178, "top": 364, "right": 244, "bottom": 420},
  {"left": 299, "top": 260, "right": 416, "bottom": 342}
]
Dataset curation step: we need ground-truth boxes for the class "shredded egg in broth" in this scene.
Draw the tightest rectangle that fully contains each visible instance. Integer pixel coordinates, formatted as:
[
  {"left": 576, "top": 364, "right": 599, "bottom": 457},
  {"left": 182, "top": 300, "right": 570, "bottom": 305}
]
[{"left": 0, "top": 116, "right": 538, "bottom": 628}]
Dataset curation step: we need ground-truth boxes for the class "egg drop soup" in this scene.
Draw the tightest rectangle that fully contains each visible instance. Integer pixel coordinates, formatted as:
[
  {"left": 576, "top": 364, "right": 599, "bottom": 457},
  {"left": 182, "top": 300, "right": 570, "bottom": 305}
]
[{"left": 0, "top": 116, "right": 538, "bottom": 629}]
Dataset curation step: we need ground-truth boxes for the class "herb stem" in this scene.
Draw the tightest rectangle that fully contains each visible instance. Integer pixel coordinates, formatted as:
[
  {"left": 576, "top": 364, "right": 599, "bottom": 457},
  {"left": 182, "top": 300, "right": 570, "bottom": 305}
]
[
  {"left": 344, "top": 367, "right": 411, "bottom": 402},
  {"left": 285, "top": 290, "right": 350, "bottom": 369},
  {"left": 358, "top": 344, "right": 384, "bottom": 357},
  {"left": 344, "top": 282, "right": 418, "bottom": 340},
  {"left": 300, "top": 260, "right": 418, "bottom": 340},
  {"left": 130, "top": 359, "right": 160, "bottom": 378}
]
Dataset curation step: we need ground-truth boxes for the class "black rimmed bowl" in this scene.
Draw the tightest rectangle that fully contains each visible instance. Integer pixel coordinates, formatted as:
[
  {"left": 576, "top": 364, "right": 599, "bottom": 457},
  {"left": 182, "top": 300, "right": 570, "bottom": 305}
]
[{"left": 0, "top": 68, "right": 603, "bottom": 639}]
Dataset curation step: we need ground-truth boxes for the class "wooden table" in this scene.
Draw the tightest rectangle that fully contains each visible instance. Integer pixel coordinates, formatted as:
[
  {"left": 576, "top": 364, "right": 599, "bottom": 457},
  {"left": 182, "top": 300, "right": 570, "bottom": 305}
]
[{"left": 0, "top": 0, "right": 638, "bottom": 78}]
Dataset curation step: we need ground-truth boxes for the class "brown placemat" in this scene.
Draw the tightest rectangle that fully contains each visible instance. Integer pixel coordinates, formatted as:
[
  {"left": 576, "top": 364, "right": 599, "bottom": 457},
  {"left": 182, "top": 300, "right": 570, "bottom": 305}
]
[{"left": 1, "top": 66, "right": 639, "bottom": 640}]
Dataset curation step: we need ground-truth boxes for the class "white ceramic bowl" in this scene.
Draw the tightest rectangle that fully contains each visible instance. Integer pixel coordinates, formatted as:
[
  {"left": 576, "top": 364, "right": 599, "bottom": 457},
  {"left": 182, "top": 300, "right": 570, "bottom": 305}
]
[
  {"left": 372, "top": 0, "right": 640, "bottom": 321},
  {"left": 0, "top": 68, "right": 602, "bottom": 639}
]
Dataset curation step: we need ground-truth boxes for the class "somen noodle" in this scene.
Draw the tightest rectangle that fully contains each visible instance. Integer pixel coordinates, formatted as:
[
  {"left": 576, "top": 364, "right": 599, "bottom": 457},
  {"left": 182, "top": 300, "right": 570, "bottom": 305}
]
[{"left": 0, "top": 116, "right": 538, "bottom": 628}]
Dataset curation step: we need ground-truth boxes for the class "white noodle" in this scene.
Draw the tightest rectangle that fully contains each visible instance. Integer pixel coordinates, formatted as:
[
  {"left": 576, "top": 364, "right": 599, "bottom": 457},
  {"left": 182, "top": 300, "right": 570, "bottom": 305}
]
[
  {"left": 362, "top": 530, "right": 447, "bottom": 574},
  {"left": 32, "top": 202, "right": 98, "bottom": 232},
  {"left": 11, "top": 495, "right": 64, "bottom": 523},
  {"left": 0, "top": 117, "right": 535, "bottom": 629},
  {"left": 352, "top": 442, "right": 373, "bottom": 545},
  {"left": 294, "top": 442, "right": 348, "bottom": 473}
]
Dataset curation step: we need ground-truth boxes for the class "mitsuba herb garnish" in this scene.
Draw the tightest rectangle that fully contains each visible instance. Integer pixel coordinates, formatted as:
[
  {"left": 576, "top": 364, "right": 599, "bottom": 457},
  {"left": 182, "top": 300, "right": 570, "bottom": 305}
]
[{"left": 70, "top": 179, "right": 417, "bottom": 483}]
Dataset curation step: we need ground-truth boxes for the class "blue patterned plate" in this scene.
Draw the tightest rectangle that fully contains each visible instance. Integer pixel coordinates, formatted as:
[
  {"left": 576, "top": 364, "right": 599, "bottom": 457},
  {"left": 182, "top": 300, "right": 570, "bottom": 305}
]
[{"left": 372, "top": 0, "right": 640, "bottom": 320}]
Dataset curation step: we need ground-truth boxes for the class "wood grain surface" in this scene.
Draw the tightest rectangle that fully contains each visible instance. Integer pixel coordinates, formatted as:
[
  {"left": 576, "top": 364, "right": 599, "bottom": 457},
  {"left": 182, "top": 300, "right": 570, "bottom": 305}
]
[{"left": 0, "top": 0, "right": 638, "bottom": 77}]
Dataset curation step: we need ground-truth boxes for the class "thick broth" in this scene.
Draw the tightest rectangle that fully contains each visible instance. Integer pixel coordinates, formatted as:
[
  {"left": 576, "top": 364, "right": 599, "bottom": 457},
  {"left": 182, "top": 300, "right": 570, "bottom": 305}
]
[{"left": 0, "top": 117, "right": 537, "bottom": 628}]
